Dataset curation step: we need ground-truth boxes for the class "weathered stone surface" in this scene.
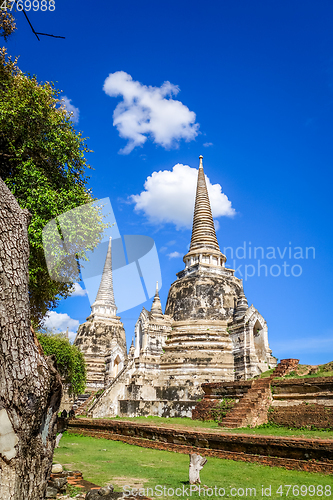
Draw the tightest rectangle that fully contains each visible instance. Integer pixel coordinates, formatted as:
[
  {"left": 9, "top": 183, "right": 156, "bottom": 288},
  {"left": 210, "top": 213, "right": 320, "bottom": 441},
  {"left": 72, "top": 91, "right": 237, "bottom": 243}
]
[
  {"left": 119, "top": 399, "right": 196, "bottom": 418},
  {"left": 75, "top": 320, "right": 127, "bottom": 389},
  {"left": 189, "top": 453, "right": 207, "bottom": 484},
  {"left": 268, "top": 376, "right": 333, "bottom": 428},
  {"left": 269, "top": 402, "right": 333, "bottom": 429},
  {"left": 58, "top": 496, "right": 85, "bottom": 500},
  {"left": 51, "top": 463, "right": 63, "bottom": 473},
  {"left": 48, "top": 477, "right": 67, "bottom": 490},
  {"left": 271, "top": 376, "right": 333, "bottom": 401},
  {"left": 165, "top": 274, "right": 241, "bottom": 321},
  {"left": 55, "top": 432, "right": 63, "bottom": 448},
  {"left": 75, "top": 321, "right": 126, "bottom": 357},
  {"left": 86, "top": 484, "right": 114, "bottom": 498},
  {"left": 160, "top": 317, "right": 235, "bottom": 392},
  {"left": 46, "top": 486, "right": 59, "bottom": 498}
]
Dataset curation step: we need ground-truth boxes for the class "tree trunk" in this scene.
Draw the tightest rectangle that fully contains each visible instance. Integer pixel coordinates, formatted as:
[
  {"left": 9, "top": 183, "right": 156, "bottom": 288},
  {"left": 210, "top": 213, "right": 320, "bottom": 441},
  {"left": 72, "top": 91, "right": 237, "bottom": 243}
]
[
  {"left": 189, "top": 453, "right": 207, "bottom": 484},
  {"left": 0, "top": 177, "right": 62, "bottom": 499}
]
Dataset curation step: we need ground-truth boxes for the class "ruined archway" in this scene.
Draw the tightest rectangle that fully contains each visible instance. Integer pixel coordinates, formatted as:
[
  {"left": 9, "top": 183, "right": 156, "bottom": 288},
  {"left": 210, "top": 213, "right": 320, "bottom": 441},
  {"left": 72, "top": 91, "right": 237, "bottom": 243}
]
[
  {"left": 253, "top": 319, "right": 266, "bottom": 361},
  {"left": 113, "top": 354, "right": 122, "bottom": 377}
]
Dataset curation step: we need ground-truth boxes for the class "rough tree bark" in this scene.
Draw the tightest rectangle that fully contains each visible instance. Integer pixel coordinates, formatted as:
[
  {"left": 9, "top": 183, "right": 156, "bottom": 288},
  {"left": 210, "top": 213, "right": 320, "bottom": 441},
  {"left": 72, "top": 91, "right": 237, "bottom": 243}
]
[{"left": 0, "top": 177, "right": 62, "bottom": 499}]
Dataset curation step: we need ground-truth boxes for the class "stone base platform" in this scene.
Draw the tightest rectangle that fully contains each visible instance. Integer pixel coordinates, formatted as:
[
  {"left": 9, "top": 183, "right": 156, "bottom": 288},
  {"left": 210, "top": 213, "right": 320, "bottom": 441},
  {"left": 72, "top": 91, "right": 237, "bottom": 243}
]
[{"left": 65, "top": 418, "right": 333, "bottom": 475}]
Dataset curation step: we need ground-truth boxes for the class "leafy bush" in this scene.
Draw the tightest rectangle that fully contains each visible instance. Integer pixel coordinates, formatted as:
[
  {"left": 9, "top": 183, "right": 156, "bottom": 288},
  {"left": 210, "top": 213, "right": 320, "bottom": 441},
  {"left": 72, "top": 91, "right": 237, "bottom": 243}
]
[
  {"left": 211, "top": 398, "right": 235, "bottom": 422},
  {"left": 37, "top": 333, "right": 86, "bottom": 396},
  {"left": 0, "top": 48, "right": 106, "bottom": 326}
]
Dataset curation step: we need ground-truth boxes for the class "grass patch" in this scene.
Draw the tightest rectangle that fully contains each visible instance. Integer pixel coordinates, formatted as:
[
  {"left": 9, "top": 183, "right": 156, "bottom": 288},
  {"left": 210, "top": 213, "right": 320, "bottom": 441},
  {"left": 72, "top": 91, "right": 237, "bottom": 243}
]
[
  {"left": 54, "top": 433, "right": 333, "bottom": 499},
  {"left": 252, "top": 361, "right": 333, "bottom": 381},
  {"left": 274, "top": 362, "right": 333, "bottom": 380},
  {"left": 66, "top": 483, "right": 84, "bottom": 497},
  {"left": 105, "top": 416, "right": 333, "bottom": 439},
  {"left": 221, "top": 422, "right": 333, "bottom": 439},
  {"left": 112, "top": 415, "right": 220, "bottom": 429},
  {"left": 255, "top": 368, "right": 274, "bottom": 378}
]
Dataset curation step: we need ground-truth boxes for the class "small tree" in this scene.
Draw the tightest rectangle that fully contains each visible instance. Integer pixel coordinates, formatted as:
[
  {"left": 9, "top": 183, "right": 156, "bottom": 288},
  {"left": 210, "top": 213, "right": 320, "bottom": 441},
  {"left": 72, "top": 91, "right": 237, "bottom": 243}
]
[
  {"left": 37, "top": 333, "right": 86, "bottom": 397},
  {"left": 0, "top": 178, "right": 62, "bottom": 500},
  {"left": 0, "top": 47, "right": 105, "bottom": 326},
  {"left": 0, "top": 13, "right": 98, "bottom": 499}
]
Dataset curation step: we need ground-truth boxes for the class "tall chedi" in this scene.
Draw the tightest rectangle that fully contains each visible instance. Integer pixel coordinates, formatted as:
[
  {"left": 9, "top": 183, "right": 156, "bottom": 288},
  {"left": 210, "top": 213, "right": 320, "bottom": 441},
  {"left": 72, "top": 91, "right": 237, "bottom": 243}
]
[
  {"left": 161, "top": 156, "right": 237, "bottom": 395},
  {"left": 75, "top": 237, "right": 127, "bottom": 389},
  {"left": 161, "top": 157, "right": 276, "bottom": 394}
]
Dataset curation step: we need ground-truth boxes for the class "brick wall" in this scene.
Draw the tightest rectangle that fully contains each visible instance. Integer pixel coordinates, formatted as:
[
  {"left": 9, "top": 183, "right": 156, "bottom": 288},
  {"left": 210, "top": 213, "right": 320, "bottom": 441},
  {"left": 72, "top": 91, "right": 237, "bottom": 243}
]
[
  {"left": 192, "top": 381, "right": 252, "bottom": 421},
  {"left": 194, "top": 375, "right": 333, "bottom": 427},
  {"left": 269, "top": 403, "right": 333, "bottom": 429},
  {"left": 192, "top": 399, "right": 235, "bottom": 421}
]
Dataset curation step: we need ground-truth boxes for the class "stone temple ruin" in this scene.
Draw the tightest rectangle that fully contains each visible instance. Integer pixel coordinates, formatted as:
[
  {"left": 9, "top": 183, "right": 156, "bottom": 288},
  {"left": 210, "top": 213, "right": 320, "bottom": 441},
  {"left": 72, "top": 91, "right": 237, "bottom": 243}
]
[{"left": 74, "top": 156, "right": 277, "bottom": 418}]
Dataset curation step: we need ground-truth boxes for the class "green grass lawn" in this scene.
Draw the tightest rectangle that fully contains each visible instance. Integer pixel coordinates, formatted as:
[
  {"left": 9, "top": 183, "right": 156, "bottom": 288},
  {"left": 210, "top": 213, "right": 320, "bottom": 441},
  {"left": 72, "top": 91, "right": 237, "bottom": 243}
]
[
  {"left": 108, "top": 416, "right": 333, "bottom": 440},
  {"left": 54, "top": 433, "right": 333, "bottom": 500},
  {"left": 259, "top": 362, "right": 333, "bottom": 380}
]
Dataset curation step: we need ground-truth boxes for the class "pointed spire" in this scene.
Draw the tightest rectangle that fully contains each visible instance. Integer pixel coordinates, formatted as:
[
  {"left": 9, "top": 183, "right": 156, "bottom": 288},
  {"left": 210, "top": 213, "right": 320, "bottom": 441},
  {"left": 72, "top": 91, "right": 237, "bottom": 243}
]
[
  {"left": 129, "top": 337, "right": 135, "bottom": 357},
  {"left": 150, "top": 281, "right": 164, "bottom": 320},
  {"left": 91, "top": 237, "right": 117, "bottom": 318},
  {"left": 189, "top": 156, "right": 220, "bottom": 252}
]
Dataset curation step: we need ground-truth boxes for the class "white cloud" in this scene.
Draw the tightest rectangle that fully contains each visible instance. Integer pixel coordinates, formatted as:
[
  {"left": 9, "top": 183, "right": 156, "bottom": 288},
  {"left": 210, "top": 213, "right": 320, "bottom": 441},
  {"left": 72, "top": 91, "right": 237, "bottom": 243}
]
[
  {"left": 130, "top": 164, "right": 235, "bottom": 229},
  {"left": 203, "top": 142, "right": 213, "bottom": 147},
  {"left": 214, "top": 219, "right": 220, "bottom": 231},
  {"left": 61, "top": 96, "right": 80, "bottom": 123},
  {"left": 70, "top": 282, "right": 87, "bottom": 297},
  {"left": 42, "top": 311, "right": 80, "bottom": 343},
  {"left": 103, "top": 71, "right": 199, "bottom": 154},
  {"left": 168, "top": 251, "right": 182, "bottom": 259}
]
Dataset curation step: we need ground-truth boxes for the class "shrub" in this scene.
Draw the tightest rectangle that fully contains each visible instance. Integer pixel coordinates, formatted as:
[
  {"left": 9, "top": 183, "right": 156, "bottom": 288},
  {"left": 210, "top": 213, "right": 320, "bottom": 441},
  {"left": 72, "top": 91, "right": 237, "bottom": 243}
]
[
  {"left": 211, "top": 398, "right": 235, "bottom": 422},
  {"left": 37, "top": 333, "right": 86, "bottom": 396}
]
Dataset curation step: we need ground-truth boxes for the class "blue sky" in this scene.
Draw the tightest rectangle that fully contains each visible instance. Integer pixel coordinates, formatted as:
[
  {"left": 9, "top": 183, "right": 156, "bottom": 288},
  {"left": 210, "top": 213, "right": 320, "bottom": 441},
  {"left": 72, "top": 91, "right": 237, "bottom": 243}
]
[{"left": 7, "top": 0, "right": 333, "bottom": 364}]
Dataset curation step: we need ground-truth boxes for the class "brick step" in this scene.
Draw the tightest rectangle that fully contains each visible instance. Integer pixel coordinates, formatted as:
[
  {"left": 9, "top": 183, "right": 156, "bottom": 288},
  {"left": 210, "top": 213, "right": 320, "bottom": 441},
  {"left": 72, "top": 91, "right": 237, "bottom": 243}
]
[
  {"left": 234, "top": 396, "right": 265, "bottom": 405},
  {"left": 220, "top": 423, "right": 240, "bottom": 428},
  {"left": 222, "top": 419, "right": 247, "bottom": 424},
  {"left": 75, "top": 392, "right": 97, "bottom": 416},
  {"left": 219, "top": 371, "right": 275, "bottom": 428},
  {"left": 229, "top": 410, "right": 254, "bottom": 416},
  {"left": 222, "top": 422, "right": 247, "bottom": 427},
  {"left": 239, "top": 396, "right": 265, "bottom": 404},
  {"left": 231, "top": 408, "right": 256, "bottom": 415},
  {"left": 222, "top": 413, "right": 248, "bottom": 420},
  {"left": 197, "top": 359, "right": 299, "bottom": 428},
  {"left": 222, "top": 420, "right": 246, "bottom": 427},
  {"left": 244, "top": 388, "right": 269, "bottom": 395},
  {"left": 232, "top": 400, "right": 256, "bottom": 408},
  {"left": 223, "top": 413, "right": 247, "bottom": 418},
  {"left": 223, "top": 421, "right": 247, "bottom": 426}
]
